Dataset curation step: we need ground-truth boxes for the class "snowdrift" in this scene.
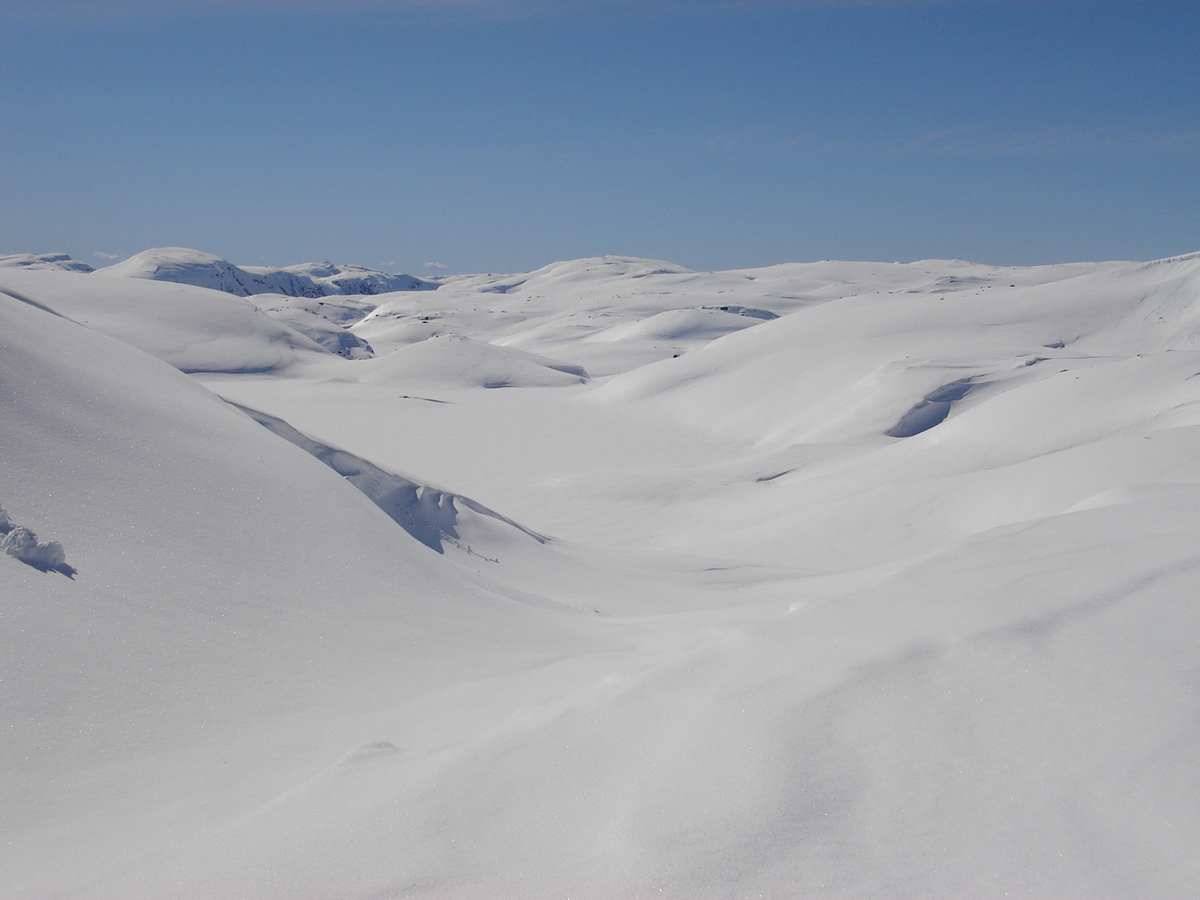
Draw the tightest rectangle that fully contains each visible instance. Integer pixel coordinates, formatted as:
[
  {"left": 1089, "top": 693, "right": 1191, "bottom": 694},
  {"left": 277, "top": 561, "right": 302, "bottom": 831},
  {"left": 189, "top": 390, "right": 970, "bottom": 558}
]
[{"left": 234, "top": 402, "right": 548, "bottom": 556}]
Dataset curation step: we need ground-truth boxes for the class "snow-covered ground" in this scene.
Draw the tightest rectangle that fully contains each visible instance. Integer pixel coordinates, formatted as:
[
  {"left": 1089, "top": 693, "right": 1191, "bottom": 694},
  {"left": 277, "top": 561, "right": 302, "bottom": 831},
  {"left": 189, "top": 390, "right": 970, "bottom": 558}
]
[{"left": 2, "top": 247, "right": 1199, "bottom": 898}]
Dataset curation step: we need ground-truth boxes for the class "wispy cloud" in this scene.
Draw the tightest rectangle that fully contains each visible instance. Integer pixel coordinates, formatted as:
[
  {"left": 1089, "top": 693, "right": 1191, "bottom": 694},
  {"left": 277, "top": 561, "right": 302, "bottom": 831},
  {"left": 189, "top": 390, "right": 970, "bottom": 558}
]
[
  {"left": 92, "top": 251, "right": 120, "bottom": 259},
  {"left": 707, "top": 125, "right": 773, "bottom": 151},
  {"left": 886, "top": 122, "right": 1200, "bottom": 159},
  {"left": 0, "top": 0, "right": 1024, "bottom": 24},
  {"left": 706, "top": 123, "right": 819, "bottom": 153},
  {"left": 0, "top": 0, "right": 583, "bottom": 19},
  {"left": 423, "top": 261, "right": 447, "bottom": 269},
  {"left": 702, "top": 118, "right": 1200, "bottom": 161}
]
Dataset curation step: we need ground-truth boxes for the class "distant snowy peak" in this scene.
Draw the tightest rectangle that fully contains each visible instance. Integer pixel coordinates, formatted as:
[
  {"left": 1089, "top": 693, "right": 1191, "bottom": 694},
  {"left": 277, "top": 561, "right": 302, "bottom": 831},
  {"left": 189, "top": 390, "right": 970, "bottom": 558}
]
[
  {"left": 94, "top": 247, "right": 436, "bottom": 298},
  {"left": 0, "top": 252, "right": 93, "bottom": 273}
]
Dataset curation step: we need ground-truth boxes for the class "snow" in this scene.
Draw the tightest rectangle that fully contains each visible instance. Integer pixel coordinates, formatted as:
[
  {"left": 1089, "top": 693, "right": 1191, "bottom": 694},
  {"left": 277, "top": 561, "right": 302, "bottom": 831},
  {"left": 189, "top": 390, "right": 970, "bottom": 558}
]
[{"left": 3, "top": 247, "right": 1200, "bottom": 899}]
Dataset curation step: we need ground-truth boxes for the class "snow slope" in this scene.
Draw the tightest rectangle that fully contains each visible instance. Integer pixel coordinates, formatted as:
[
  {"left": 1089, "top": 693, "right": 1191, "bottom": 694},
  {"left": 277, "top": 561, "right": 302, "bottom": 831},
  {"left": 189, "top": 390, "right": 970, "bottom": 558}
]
[{"left": 3, "top": 249, "right": 1200, "bottom": 899}]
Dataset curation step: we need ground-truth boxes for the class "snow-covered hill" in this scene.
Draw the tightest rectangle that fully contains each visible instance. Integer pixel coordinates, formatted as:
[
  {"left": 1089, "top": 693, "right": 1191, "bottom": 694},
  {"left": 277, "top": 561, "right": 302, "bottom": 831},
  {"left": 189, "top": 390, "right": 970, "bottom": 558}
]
[
  {"left": 0, "top": 267, "right": 326, "bottom": 372},
  {"left": 281, "top": 260, "right": 436, "bottom": 295},
  {"left": 3, "top": 248, "right": 1200, "bottom": 899},
  {"left": 354, "top": 254, "right": 1128, "bottom": 376}
]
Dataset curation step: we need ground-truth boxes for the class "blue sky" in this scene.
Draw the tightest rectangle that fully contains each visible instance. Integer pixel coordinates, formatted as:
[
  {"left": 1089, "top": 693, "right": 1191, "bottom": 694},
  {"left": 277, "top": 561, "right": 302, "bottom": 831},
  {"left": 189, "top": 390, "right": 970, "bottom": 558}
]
[{"left": 1, "top": 0, "right": 1196, "bottom": 274}]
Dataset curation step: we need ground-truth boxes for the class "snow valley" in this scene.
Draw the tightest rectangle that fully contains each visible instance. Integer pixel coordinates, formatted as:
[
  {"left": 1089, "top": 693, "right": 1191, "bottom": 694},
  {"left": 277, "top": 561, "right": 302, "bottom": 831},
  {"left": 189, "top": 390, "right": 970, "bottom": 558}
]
[{"left": 2, "top": 246, "right": 1199, "bottom": 898}]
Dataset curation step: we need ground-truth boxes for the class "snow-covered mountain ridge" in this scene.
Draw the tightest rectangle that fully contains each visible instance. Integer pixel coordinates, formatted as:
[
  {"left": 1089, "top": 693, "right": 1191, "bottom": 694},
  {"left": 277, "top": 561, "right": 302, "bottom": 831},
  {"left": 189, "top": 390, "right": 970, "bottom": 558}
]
[
  {"left": 0, "top": 251, "right": 96, "bottom": 273},
  {"left": 94, "top": 247, "right": 438, "bottom": 297},
  {"left": 3, "top": 247, "right": 1200, "bottom": 899},
  {"left": 2, "top": 247, "right": 438, "bottom": 300}
]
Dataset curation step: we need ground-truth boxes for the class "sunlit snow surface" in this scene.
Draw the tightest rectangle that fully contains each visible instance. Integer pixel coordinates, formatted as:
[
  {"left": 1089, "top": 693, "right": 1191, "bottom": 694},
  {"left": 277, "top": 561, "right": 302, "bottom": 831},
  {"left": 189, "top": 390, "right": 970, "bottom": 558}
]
[{"left": 2, "top": 250, "right": 1200, "bottom": 898}]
